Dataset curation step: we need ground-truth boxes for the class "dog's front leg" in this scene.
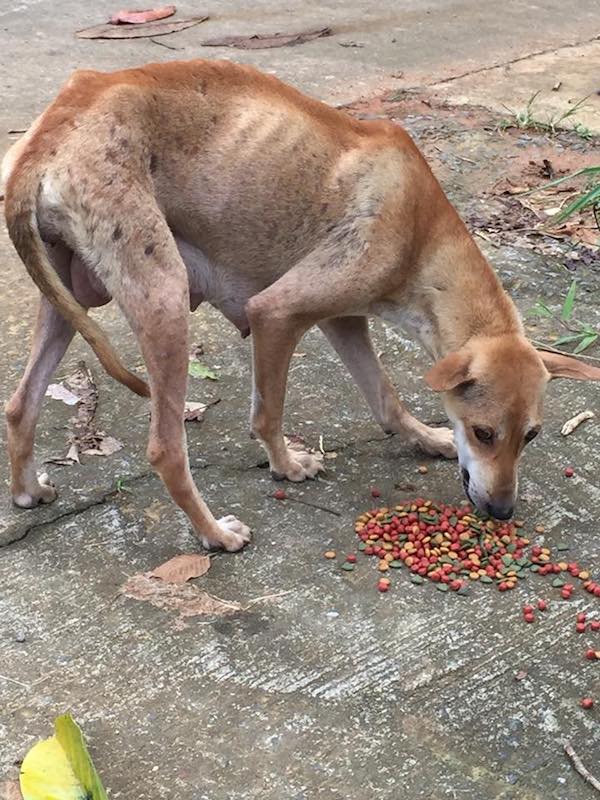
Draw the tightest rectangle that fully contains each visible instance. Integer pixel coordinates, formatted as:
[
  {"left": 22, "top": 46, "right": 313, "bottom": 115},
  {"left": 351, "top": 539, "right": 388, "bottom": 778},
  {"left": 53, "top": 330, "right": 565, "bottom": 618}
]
[
  {"left": 246, "top": 294, "right": 324, "bottom": 482},
  {"left": 319, "top": 316, "right": 457, "bottom": 458}
]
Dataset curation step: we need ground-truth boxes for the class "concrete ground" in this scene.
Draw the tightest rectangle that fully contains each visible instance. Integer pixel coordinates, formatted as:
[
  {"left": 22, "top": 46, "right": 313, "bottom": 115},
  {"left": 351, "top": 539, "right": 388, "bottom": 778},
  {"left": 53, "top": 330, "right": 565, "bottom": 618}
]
[{"left": 1, "top": 2, "right": 600, "bottom": 798}]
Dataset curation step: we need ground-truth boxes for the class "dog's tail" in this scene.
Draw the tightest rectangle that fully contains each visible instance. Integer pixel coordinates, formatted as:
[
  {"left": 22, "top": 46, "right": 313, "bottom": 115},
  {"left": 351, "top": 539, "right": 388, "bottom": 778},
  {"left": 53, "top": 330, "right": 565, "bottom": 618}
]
[{"left": 4, "top": 166, "right": 151, "bottom": 398}]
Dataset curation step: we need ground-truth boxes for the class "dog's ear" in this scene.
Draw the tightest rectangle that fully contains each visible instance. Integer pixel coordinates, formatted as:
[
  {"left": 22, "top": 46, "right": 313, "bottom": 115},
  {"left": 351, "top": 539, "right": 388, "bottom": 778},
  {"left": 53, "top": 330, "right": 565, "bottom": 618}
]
[
  {"left": 424, "top": 350, "right": 472, "bottom": 392},
  {"left": 539, "top": 349, "right": 600, "bottom": 381}
]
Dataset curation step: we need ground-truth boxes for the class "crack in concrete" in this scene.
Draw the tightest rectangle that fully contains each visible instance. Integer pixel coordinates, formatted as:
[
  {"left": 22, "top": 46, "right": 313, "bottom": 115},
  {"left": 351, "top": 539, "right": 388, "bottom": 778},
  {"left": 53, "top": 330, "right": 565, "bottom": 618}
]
[
  {"left": 426, "top": 34, "right": 600, "bottom": 88},
  {"left": 1, "top": 421, "right": 451, "bottom": 546}
]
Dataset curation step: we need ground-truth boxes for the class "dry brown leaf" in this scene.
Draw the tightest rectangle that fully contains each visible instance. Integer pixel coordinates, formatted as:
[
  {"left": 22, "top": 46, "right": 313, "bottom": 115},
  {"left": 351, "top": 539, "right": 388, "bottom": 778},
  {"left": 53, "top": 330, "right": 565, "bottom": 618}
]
[
  {"left": 121, "top": 573, "right": 241, "bottom": 618},
  {"left": 492, "top": 177, "right": 530, "bottom": 196},
  {"left": 149, "top": 553, "right": 211, "bottom": 583},
  {"left": 45, "top": 383, "right": 80, "bottom": 406},
  {"left": 109, "top": 5, "right": 176, "bottom": 24},
  {"left": 1, "top": 781, "right": 23, "bottom": 800},
  {"left": 77, "top": 15, "right": 208, "bottom": 39},
  {"left": 82, "top": 434, "right": 123, "bottom": 457},
  {"left": 184, "top": 401, "right": 208, "bottom": 422},
  {"left": 202, "top": 27, "right": 332, "bottom": 50}
]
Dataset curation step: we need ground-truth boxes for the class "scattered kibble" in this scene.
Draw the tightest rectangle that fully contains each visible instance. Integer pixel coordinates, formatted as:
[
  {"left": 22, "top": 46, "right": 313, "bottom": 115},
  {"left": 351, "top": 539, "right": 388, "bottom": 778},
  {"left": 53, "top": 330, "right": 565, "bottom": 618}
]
[
  {"left": 564, "top": 466, "right": 575, "bottom": 478},
  {"left": 273, "top": 488, "right": 287, "bottom": 500},
  {"left": 370, "top": 487, "right": 381, "bottom": 498},
  {"left": 580, "top": 697, "right": 594, "bottom": 710},
  {"left": 591, "top": 621, "right": 600, "bottom": 632},
  {"left": 585, "top": 649, "right": 597, "bottom": 661},
  {"left": 538, "top": 600, "right": 548, "bottom": 611},
  {"left": 340, "top": 562, "right": 355, "bottom": 572},
  {"left": 417, "top": 465, "right": 429, "bottom": 474},
  {"left": 576, "top": 622, "right": 587, "bottom": 634},
  {"left": 577, "top": 612, "right": 587, "bottom": 623},
  {"left": 324, "top": 550, "right": 336, "bottom": 559},
  {"left": 346, "top": 554, "right": 357, "bottom": 564}
]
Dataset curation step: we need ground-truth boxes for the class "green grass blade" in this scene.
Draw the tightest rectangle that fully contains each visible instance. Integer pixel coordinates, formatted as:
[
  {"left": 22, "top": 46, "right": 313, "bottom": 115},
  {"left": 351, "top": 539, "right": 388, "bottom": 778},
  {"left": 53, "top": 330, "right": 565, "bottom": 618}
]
[
  {"left": 553, "top": 333, "right": 585, "bottom": 346},
  {"left": 554, "top": 184, "right": 600, "bottom": 223},
  {"left": 561, "top": 280, "right": 577, "bottom": 321},
  {"left": 574, "top": 334, "right": 598, "bottom": 354}
]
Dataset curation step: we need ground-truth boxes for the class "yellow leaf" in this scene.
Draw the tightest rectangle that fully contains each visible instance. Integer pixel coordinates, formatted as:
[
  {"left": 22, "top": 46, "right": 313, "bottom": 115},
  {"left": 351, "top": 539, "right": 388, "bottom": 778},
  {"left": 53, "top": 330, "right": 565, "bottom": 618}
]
[{"left": 20, "top": 716, "right": 107, "bottom": 800}]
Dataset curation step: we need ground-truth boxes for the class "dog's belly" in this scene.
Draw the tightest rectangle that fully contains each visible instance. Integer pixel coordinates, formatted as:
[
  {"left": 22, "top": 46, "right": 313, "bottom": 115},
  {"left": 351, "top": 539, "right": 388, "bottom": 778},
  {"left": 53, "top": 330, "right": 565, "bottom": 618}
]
[{"left": 176, "top": 237, "right": 260, "bottom": 337}]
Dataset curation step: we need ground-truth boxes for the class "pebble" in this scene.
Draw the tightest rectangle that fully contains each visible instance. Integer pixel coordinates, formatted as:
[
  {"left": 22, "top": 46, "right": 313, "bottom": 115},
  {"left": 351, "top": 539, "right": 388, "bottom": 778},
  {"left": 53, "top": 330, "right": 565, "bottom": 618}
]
[{"left": 14, "top": 632, "right": 26, "bottom": 643}]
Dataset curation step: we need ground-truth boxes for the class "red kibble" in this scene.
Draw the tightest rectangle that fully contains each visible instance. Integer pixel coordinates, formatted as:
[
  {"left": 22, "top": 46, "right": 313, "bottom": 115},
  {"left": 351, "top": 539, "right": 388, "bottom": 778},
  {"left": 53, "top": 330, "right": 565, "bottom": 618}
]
[
  {"left": 524, "top": 613, "right": 535, "bottom": 623},
  {"left": 450, "top": 580, "right": 462, "bottom": 591},
  {"left": 273, "top": 488, "right": 287, "bottom": 500},
  {"left": 577, "top": 612, "right": 587, "bottom": 623},
  {"left": 581, "top": 698, "right": 594, "bottom": 710},
  {"left": 371, "top": 487, "right": 381, "bottom": 498},
  {"left": 564, "top": 466, "right": 575, "bottom": 478},
  {"left": 537, "top": 600, "right": 548, "bottom": 611},
  {"left": 586, "top": 649, "right": 597, "bottom": 661},
  {"left": 346, "top": 554, "right": 357, "bottom": 564},
  {"left": 523, "top": 605, "right": 535, "bottom": 615},
  {"left": 576, "top": 623, "right": 587, "bottom": 634},
  {"left": 377, "top": 581, "right": 389, "bottom": 593},
  {"left": 591, "top": 621, "right": 600, "bottom": 632}
]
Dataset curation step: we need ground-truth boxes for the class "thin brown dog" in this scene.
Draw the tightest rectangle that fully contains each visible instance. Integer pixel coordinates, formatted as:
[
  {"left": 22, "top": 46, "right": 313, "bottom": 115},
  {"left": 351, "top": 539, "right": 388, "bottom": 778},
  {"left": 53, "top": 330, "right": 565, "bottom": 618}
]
[{"left": 3, "top": 59, "right": 599, "bottom": 550}]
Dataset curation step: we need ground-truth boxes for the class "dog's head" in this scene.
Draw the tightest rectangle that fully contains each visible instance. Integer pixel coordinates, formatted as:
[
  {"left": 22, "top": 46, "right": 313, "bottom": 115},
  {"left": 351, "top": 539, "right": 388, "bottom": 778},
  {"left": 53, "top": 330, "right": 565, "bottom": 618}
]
[{"left": 425, "top": 335, "right": 600, "bottom": 519}]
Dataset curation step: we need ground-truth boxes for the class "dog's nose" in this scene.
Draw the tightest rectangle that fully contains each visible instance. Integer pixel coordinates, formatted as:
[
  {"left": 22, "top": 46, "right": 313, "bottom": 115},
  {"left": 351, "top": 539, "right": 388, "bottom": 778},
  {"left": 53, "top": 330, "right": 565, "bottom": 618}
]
[{"left": 486, "top": 502, "right": 514, "bottom": 521}]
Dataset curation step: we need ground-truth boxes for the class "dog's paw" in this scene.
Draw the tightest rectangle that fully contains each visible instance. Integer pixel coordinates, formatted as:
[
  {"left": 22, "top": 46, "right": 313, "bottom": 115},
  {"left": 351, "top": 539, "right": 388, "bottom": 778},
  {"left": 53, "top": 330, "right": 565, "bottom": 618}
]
[
  {"left": 418, "top": 427, "right": 457, "bottom": 459},
  {"left": 271, "top": 448, "right": 325, "bottom": 482},
  {"left": 12, "top": 473, "right": 58, "bottom": 508},
  {"left": 201, "top": 515, "right": 252, "bottom": 552}
]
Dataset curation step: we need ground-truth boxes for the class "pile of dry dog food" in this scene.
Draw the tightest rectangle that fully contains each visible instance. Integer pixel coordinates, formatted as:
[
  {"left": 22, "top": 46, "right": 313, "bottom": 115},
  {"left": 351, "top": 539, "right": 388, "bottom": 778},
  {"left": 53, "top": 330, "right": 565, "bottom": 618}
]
[{"left": 335, "top": 498, "right": 597, "bottom": 599}]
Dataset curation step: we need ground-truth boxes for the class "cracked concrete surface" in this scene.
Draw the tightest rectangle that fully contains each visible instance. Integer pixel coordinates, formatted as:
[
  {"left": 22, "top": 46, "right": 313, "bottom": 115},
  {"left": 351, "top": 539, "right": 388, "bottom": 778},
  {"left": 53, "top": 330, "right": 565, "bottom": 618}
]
[{"left": 2, "top": 1, "right": 600, "bottom": 798}]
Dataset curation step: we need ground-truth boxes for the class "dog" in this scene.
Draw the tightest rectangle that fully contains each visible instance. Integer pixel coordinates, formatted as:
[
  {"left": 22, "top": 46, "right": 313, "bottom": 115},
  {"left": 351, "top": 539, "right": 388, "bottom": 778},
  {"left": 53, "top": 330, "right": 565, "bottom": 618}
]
[{"left": 3, "top": 59, "right": 599, "bottom": 551}]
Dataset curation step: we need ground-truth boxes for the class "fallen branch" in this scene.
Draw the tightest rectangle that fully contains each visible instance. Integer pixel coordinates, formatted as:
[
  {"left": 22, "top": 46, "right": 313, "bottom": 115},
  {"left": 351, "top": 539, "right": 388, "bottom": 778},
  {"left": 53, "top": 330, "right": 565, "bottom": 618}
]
[
  {"left": 564, "top": 741, "right": 600, "bottom": 793},
  {"left": 561, "top": 410, "right": 595, "bottom": 436}
]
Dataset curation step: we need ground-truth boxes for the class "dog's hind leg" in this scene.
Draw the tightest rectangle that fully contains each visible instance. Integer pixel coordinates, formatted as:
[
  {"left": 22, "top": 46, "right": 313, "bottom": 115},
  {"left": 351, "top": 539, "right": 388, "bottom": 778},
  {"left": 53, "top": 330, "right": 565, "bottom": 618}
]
[
  {"left": 110, "top": 215, "right": 250, "bottom": 551},
  {"left": 6, "top": 243, "right": 75, "bottom": 507},
  {"left": 319, "top": 316, "right": 457, "bottom": 458}
]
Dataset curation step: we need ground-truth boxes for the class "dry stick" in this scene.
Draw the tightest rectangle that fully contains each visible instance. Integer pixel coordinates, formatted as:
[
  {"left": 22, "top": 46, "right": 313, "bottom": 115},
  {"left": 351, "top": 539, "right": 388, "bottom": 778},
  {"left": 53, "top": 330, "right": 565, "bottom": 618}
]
[
  {"left": 564, "top": 742, "right": 600, "bottom": 794},
  {"left": 150, "top": 37, "right": 183, "bottom": 50}
]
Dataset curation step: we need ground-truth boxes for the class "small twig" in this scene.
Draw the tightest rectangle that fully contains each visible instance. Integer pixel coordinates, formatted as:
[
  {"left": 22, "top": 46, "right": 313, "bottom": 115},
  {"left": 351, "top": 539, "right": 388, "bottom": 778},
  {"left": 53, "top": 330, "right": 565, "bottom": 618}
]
[
  {"left": 7, "top": 127, "right": 27, "bottom": 134},
  {"left": 564, "top": 742, "right": 600, "bottom": 793},
  {"left": 286, "top": 496, "right": 342, "bottom": 517},
  {"left": 150, "top": 37, "right": 183, "bottom": 50},
  {"left": 474, "top": 230, "right": 500, "bottom": 248},
  {"left": 244, "top": 590, "right": 293, "bottom": 609},
  {"left": 0, "top": 673, "right": 29, "bottom": 689},
  {"left": 561, "top": 410, "right": 595, "bottom": 436},
  {"left": 532, "top": 341, "right": 600, "bottom": 364}
]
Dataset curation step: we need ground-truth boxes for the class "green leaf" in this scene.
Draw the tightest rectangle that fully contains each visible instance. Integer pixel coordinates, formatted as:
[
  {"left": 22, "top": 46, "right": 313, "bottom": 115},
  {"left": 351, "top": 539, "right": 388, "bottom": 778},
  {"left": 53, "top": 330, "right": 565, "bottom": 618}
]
[
  {"left": 561, "top": 280, "right": 577, "bottom": 321},
  {"left": 54, "top": 715, "right": 108, "bottom": 800},
  {"left": 574, "top": 333, "right": 598, "bottom": 354},
  {"left": 188, "top": 361, "right": 219, "bottom": 381}
]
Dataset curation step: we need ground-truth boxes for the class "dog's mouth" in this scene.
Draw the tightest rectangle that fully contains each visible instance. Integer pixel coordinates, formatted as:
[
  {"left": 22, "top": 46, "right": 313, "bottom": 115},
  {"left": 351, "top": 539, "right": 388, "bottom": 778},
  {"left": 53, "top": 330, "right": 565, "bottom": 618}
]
[{"left": 461, "top": 467, "right": 474, "bottom": 504}]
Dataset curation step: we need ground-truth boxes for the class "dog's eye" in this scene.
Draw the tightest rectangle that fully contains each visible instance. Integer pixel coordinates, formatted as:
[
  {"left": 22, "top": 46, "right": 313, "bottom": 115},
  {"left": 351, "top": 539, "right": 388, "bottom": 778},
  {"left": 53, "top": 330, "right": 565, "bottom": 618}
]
[
  {"left": 473, "top": 426, "right": 494, "bottom": 444},
  {"left": 525, "top": 427, "right": 540, "bottom": 443}
]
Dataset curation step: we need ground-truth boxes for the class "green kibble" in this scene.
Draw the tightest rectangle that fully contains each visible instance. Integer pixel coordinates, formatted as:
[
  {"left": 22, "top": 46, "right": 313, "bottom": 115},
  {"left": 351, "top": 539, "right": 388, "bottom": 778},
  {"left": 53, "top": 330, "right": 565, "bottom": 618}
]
[
  {"left": 530, "top": 564, "right": 540, "bottom": 572},
  {"left": 502, "top": 555, "right": 513, "bottom": 566},
  {"left": 341, "top": 563, "right": 355, "bottom": 572},
  {"left": 552, "top": 577, "right": 565, "bottom": 588},
  {"left": 358, "top": 542, "right": 367, "bottom": 551},
  {"left": 480, "top": 576, "right": 494, "bottom": 584},
  {"left": 389, "top": 560, "right": 403, "bottom": 569},
  {"left": 436, "top": 583, "right": 449, "bottom": 592},
  {"left": 410, "top": 574, "right": 424, "bottom": 585},
  {"left": 557, "top": 543, "right": 570, "bottom": 552},
  {"left": 457, "top": 586, "right": 471, "bottom": 597}
]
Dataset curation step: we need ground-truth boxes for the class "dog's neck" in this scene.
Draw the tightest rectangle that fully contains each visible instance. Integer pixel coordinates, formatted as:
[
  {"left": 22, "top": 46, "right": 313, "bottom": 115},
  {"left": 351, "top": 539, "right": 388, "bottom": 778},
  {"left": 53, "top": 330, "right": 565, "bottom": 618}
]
[{"left": 375, "top": 224, "right": 523, "bottom": 360}]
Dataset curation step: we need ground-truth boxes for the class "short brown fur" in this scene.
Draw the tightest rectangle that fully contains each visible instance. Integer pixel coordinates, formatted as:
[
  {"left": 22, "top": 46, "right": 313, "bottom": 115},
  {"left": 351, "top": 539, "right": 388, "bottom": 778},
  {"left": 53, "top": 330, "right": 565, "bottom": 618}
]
[{"left": 4, "top": 59, "right": 600, "bottom": 546}]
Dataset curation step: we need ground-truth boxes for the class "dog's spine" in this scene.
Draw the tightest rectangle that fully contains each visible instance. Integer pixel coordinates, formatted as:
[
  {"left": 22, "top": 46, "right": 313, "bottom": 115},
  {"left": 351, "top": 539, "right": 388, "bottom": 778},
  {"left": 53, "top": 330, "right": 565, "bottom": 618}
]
[{"left": 4, "top": 169, "right": 151, "bottom": 399}]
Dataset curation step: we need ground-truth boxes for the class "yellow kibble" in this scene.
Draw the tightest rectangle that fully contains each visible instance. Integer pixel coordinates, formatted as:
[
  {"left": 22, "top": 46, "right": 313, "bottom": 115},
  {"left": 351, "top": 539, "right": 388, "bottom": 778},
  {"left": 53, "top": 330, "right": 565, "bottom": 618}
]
[
  {"left": 385, "top": 553, "right": 394, "bottom": 562},
  {"left": 324, "top": 550, "right": 336, "bottom": 559},
  {"left": 558, "top": 562, "right": 568, "bottom": 572},
  {"left": 469, "top": 572, "right": 480, "bottom": 581},
  {"left": 538, "top": 554, "right": 550, "bottom": 563},
  {"left": 379, "top": 561, "right": 390, "bottom": 572},
  {"left": 579, "top": 571, "right": 590, "bottom": 581}
]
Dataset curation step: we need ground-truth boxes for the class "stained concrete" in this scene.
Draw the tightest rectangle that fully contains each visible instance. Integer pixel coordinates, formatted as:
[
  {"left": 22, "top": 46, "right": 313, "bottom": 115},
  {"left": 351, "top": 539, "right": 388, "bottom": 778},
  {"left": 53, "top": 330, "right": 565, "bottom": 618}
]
[{"left": 2, "top": 1, "right": 600, "bottom": 798}]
